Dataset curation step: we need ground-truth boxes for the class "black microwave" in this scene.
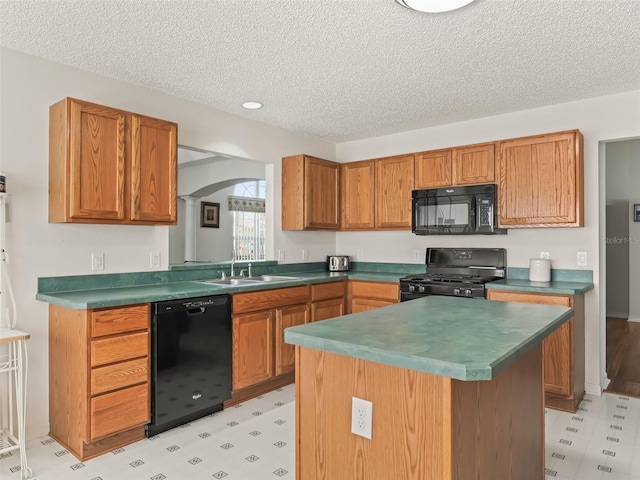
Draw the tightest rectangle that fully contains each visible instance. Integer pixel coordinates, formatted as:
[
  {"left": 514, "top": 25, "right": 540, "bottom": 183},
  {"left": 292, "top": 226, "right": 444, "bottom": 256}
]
[{"left": 411, "top": 184, "right": 507, "bottom": 235}]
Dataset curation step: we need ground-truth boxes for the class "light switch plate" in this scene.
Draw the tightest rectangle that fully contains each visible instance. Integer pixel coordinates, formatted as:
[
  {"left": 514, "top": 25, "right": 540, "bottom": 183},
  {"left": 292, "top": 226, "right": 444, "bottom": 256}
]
[
  {"left": 150, "top": 251, "right": 161, "bottom": 269},
  {"left": 91, "top": 252, "right": 104, "bottom": 271},
  {"left": 577, "top": 251, "right": 587, "bottom": 266}
]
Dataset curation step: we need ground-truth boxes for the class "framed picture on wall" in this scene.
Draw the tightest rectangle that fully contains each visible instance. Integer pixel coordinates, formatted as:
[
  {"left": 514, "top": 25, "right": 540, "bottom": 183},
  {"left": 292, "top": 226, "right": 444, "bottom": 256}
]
[
  {"left": 201, "top": 201, "right": 220, "bottom": 228},
  {"left": 634, "top": 204, "right": 640, "bottom": 222}
]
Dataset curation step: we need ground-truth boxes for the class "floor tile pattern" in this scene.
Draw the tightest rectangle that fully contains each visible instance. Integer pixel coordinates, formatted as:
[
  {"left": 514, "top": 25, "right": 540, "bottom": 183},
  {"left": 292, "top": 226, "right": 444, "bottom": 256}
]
[{"left": 2, "top": 385, "right": 640, "bottom": 479}]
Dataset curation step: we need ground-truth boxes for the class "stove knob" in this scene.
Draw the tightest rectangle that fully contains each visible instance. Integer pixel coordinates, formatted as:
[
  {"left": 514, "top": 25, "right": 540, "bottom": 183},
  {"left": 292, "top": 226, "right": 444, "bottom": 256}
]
[
  {"left": 408, "top": 284, "right": 415, "bottom": 292},
  {"left": 453, "top": 288, "right": 461, "bottom": 296},
  {"left": 418, "top": 285, "right": 425, "bottom": 293},
  {"left": 465, "top": 289, "right": 473, "bottom": 297}
]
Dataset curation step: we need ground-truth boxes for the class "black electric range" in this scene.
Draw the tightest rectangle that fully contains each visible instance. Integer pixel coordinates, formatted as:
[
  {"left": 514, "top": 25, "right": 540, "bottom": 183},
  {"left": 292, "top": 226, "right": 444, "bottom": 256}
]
[{"left": 399, "top": 248, "right": 506, "bottom": 301}]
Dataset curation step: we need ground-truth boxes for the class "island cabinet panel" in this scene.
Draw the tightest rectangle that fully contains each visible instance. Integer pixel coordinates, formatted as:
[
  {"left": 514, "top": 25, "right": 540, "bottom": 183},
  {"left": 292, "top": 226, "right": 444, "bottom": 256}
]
[
  {"left": 340, "top": 160, "right": 375, "bottom": 230},
  {"left": 48, "top": 303, "right": 150, "bottom": 461},
  {"left": 49, "top": 97, "right": 177, "bottom": 225},
  {"left": 311, "top": 281, "right": 346, "bottom": 322},
  {"left": 281, "top": 154, "right": 340, "bottom": 230},
  {"left": 230, "top": 285, "right": 310, "bottom": 404},
  {"left": 487, "top": 289, "right": 585, "bottom": 412},
  {"left": 374, "top": 154, "right": 414, "bottom": 229},
  {"left": 347, "top": 280, "right": 399, "bottom": 314},
  {"left": 496, "top": 130, "right": 584, "bottom": 227},
  {"left": 295, "top": 344, "right": 544, "bottom": 480}
]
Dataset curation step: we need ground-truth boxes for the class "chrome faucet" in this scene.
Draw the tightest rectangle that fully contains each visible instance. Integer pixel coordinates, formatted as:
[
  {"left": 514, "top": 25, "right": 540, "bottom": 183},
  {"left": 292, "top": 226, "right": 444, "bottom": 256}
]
[
  {"left": 248, "top": 263, "right": 252, "bottom": 278},
  {"left": 230, "top": 250, "right": 236, "bottom": 277}
]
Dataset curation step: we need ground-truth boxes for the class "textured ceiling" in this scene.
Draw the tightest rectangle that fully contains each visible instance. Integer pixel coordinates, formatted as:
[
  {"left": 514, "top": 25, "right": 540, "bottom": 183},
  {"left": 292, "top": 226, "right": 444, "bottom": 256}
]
[{"left": 1, "top": 0, "right": 639, "bottom": 143}]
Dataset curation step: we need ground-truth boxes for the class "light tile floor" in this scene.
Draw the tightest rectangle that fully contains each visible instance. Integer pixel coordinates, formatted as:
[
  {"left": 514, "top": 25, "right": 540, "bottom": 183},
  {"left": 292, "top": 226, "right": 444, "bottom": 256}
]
[{"left": 2, "top": 385, "right": 640, "bottom": 480}]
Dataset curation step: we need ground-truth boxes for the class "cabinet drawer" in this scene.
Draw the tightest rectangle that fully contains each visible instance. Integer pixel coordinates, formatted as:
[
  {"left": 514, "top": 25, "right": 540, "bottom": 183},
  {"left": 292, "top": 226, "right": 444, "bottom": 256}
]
[
  {"left": 90, "top": 383, "right": 149, "bottom": 440},
  {"left": 233, "top": 285, "right": 309, "bottom": 314},
  {"left": 91, "top": 357, "right": 149, "bottom": 395},
  {"left": 91, "top": 305, "right": 149, "bottom": 337},
  {"left": 311, "top": 281, "right": 345, "bottom": 301},
  {"left": 91, "top": 331, "right": 149, "bottom": 367},
  {"left": 487, "top": 290, "right": 572, "bottom": 307},
  {"left": 349, "top": 281, "right": 399, "bottom": 302}
]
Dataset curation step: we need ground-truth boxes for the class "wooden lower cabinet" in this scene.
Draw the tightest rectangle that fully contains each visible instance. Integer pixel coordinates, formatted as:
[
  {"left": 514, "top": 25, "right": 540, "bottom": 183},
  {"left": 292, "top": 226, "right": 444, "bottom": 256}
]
[
  {"left": 311, "top": 281, "right": 346, "bottom": 321},
  {"left": 275, "top": 304, "right": 309, "bottom": 375},
  {"left": 230, "top": 285, "right": 309, "bottom": 404},
  {"left": 348, "top": 280, "right": 399, "bottom": 313},
  {"left": 49, "top": 304, "right": 150, "bottom": 461},
  {"left": 487, "top": 290, "right": 585, "bottom": 412},
  {"left": 232, "top": 310, "right": 274, "bottom": 390}
]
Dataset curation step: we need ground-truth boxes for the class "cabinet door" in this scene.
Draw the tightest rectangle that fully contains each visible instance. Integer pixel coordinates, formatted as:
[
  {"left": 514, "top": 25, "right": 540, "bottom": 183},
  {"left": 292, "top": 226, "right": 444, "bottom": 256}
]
[
  {"left": 452, "top": 143, "right": 495, "bottom": 185},
  {"left": 90, "top": 383, "right": 149, "bottom": 440},
  {"left": 497, "top": 130, "right": 583, "bottom": 227},
  {"left": 311, "top": 298, "right": 345, "bottom": 322},
  {"left": 374, "top": 155, "right": 414, "bottom": 229},
  {"left": 306, "top": 156, "right": 340, "bottom": 229},
  {"left": 275, "top": 304, "right": 309, "bottom": 376},
  {"left": 130, "top": 115, "right": 177, "bottom": 223},
  {"left": 486, "top": 290, "right": 573, "bottom": 397},
  {"left": 414, "top": 150, "right": 452, "bottom": 188},
  {"left": 351, "top": 298, "right": 395, "bottom": 314},
  {"left": 341, "top": 160, "right": 375, "bottom": 229},
  {"left": 68, "top": 99, "right": 127, "bottom": 220},
  {"left": 232, "top": 311, "right": 274, "bottom": 390}
]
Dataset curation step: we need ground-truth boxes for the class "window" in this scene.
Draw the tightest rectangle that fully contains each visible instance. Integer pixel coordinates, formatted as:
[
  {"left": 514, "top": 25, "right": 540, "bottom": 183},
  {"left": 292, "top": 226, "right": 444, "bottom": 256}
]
[{"left": 229, "top": 181, "right": 266, "bottom": 261}]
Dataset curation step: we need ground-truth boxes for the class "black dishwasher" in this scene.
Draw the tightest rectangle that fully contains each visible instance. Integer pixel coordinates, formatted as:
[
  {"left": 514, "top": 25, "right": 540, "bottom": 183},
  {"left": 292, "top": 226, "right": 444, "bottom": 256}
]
[{"left": 147, "top": 294, "right": 232, "bottom": 437}]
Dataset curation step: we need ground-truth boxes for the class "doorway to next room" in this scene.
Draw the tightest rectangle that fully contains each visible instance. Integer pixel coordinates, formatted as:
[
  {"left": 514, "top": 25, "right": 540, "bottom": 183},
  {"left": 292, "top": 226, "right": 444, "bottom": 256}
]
[{"left": 605, "top": 138, "right": 640, "bottom": 398}]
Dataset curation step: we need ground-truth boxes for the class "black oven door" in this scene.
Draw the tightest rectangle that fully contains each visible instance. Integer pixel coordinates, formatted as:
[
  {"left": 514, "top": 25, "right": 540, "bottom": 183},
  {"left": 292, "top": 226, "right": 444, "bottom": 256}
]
[
  {"left": 400, "top": 292, "right": 428, "bottom": 302},
  {"left": 412, "top": 187, "right": 476, "bottom": 235}
]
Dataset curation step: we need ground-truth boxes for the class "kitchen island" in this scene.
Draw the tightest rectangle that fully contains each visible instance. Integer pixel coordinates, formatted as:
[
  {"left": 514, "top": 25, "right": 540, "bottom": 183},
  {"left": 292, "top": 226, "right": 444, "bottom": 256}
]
[{"left": 284, "top": 295, "right": 573, "bottom": 480}]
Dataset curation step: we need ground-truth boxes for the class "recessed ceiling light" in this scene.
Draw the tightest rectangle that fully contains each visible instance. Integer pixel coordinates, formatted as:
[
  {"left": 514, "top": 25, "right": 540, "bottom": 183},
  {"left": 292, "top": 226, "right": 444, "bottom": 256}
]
[
  {"left": 242, "top": 101, "right": 263, "bottom": 110},
  {"left": 395, "top": 0, "right": 474, "bottom": 13}
]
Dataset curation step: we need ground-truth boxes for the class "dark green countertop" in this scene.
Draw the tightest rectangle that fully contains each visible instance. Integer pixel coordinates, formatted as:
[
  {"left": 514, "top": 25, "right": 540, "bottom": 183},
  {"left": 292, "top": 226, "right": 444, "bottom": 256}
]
[
  {"left": 35, "top": 272, "right": 403, "bottom": 309},
  {"left": 285, "top": 295, "right": 573, "bottom": 381},
  {"left": 486, "top": 278, "right": 594, "bottom": 295}
]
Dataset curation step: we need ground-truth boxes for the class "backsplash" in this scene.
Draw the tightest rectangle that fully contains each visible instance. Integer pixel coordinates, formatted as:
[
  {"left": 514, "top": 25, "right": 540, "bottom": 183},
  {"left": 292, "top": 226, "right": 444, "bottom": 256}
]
[{"left": 507, "top": 267, "right": 593, "bottom": 283}]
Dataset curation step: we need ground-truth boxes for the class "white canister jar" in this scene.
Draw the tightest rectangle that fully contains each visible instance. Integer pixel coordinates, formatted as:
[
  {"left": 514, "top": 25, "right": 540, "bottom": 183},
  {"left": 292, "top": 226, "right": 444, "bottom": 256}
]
[{"left": 529, "top": 258, "right": 551, "bottom": 282}]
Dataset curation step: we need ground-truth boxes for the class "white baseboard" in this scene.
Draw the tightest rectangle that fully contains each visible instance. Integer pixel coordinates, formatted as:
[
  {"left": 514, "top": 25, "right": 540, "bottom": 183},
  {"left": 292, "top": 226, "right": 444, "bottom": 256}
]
[
  {"left": 628, "top": 317, "right": 640, "bottom": 323},
  {"left": 586, "top": 381, "right": 605, "bottom": 396},
  {"left": 606, "top": 311, "right": 629, "bottom": 319}
]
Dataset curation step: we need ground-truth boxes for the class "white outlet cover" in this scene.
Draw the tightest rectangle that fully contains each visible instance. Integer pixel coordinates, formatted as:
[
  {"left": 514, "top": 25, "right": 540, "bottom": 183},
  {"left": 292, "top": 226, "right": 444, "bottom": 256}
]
[
  {"left": 351, "top": 396, "right": 372, "bottom": 439},
  {"left": 540, "top": 252, "right": 550, "bottom": 259},
  {"left": 91, "top": 252, "right": 104, "bottom": 271}
]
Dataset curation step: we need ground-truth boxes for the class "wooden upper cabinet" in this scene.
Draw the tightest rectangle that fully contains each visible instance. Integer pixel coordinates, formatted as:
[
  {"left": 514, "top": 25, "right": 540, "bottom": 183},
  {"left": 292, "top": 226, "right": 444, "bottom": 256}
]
[
  {"left": 341, "top": 160, "right": 375, "bottom": 230},
  {"left": 282, "top": 154, "right": 340, "bottom": 230},
  {"left": 452, "top": 143, "right": 495, "bottom": 185},
  {"left": 414, "top": 149, "right": 452, "bottom": 188},
  {"left": 415, "top": 143, "right": 495, "bottom": 189},
  {"left": 497, "top": 130, "right": 583, "bottom": 227},
  {"left": 49, "top": 97, "right": 177, "bottom": 225},
  {"left": 130, "top": 115, "right": 177, "bottom": 223},
  {"left": 375, "top": 155, "right": 414, "bottom": 229}
]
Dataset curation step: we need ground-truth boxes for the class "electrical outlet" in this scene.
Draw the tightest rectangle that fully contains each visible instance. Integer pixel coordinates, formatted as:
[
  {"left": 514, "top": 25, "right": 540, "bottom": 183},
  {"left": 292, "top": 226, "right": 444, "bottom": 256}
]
[
  {"left": 91, "top": 252, "right": 104, "bottom": 271},
  {"left": 150, "top": 251, "right": 161, "bottom": 269},
  {"left": 356, "top": 249, "right": 364, "bottom": 260},
  {"left": 412, "top": 249, "right": 421, "bottom": 261},
  {"left": 278, "top": 249, "right": 285, "bottom": 262},
  {"left": 540, "top": 252, "right": 550, "bottom": 259},
  {"left": 577, "top": 251, "right": 587, "bottom": 267},
  {"left": 302, "top": 248, "right": 309, "bottom": 261},
  {"left": 351, "top": 396, "right": 373, "bottom": 439}
]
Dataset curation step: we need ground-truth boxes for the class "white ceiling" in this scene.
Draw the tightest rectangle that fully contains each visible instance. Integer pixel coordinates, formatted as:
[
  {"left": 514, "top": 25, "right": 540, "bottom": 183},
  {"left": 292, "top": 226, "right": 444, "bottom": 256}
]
[{"left": 2, "top": 0, "right": 639, "bottom": 143}]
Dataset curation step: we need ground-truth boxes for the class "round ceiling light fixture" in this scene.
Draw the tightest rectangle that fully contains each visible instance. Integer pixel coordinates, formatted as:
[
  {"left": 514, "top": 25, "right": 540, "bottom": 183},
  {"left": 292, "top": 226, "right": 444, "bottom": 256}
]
[
  {"left": 242, "top": 101, "right": 263, "bottom": 110},
  {"left": 395, "top": 0, "right": 474, "bottom": 13}
]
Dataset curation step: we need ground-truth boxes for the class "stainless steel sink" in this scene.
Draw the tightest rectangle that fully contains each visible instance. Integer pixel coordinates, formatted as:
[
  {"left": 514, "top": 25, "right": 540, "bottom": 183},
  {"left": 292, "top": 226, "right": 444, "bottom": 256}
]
[
  {"left": 198, "top": 275, "right": 301, "bottom": 286},
  {"left": 246, "top": 275, "right": 302, "bottom": 282},
  {"left": 198, "top": 278, "right": 264, "bottom": 286}
]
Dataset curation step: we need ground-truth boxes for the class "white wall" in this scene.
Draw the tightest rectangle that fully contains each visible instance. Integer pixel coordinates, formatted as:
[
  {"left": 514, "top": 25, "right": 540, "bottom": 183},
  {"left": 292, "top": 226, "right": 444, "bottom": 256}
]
[
  {"left": 195, "top": 187, "right": 234, "bottom": 263},
  {"left": 605, "top": 140, "right": 640, "bottom": 320},
  {"left": 0, "top": 48, "right": 335, "bottom": 439},
  {"left": 336, "top": 90, "right": 640, "bottom": 397}
]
